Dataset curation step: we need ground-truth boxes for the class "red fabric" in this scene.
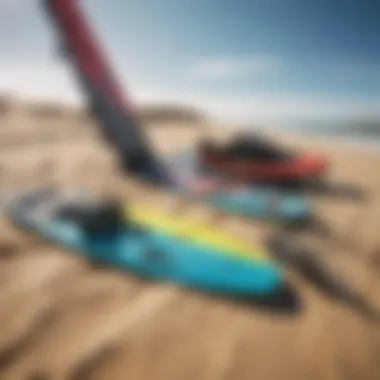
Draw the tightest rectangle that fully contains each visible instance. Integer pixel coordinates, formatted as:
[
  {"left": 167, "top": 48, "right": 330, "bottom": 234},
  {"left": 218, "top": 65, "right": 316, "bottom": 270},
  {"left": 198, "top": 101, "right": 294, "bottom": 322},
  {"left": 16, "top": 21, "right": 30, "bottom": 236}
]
[
  {"left": 48, "top": 0, "right": 135, "bottom": 115},
  {"left": 200, "top": 152, "right": 328, "bottom": 181}
]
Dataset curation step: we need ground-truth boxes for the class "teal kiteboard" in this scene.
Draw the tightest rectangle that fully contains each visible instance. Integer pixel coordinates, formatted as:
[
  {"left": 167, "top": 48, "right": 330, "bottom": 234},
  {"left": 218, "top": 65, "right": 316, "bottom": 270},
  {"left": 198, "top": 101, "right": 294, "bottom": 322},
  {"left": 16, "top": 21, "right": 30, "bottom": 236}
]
[
  {"left": 7, "top": 188, "right": 284, "bottom": 296},
  {"left": 165, "top": 149, "right": 311, "bottom": 223}
]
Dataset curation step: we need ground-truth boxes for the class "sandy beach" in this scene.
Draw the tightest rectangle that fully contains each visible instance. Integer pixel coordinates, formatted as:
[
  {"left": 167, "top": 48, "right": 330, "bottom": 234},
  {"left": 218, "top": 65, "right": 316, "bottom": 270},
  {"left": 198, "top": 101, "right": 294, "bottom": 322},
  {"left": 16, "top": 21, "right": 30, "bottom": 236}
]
[{"left": 0, "top": 99, "right": 379, "bottom": 380}]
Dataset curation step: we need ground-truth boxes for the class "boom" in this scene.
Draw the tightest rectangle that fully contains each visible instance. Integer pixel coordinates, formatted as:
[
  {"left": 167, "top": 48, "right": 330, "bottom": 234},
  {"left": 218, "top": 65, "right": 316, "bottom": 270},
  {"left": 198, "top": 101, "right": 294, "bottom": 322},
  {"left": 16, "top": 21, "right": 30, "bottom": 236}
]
[{"left": 41, "top": 0, "right": 175, "bottom": 186}]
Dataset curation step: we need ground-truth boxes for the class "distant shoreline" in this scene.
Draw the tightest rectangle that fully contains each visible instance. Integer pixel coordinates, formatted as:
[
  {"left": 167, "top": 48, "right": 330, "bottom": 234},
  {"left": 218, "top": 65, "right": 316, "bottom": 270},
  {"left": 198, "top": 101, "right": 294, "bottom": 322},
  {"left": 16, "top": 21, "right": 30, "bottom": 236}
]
[{"left": 266, "top": 129, "right": 380, "bottom": 155}]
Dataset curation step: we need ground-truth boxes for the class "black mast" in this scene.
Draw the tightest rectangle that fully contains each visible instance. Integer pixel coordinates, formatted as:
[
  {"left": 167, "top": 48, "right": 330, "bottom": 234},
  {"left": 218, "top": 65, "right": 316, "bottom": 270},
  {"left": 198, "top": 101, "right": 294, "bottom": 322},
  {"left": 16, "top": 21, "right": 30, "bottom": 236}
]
[{"left": 41, "top": 0, "right": 175, "bottom": 187}]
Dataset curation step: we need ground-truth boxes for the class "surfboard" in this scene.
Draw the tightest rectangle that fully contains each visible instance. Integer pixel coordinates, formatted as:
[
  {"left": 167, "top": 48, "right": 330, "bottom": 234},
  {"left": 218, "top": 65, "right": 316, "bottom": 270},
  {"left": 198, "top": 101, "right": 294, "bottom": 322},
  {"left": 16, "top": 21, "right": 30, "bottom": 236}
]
[
  {"left": 6, "top": 188, "right": 284, "bottom": 296},
  {"left": 127, "top": 204, "right": 268, "bottom": 262}
]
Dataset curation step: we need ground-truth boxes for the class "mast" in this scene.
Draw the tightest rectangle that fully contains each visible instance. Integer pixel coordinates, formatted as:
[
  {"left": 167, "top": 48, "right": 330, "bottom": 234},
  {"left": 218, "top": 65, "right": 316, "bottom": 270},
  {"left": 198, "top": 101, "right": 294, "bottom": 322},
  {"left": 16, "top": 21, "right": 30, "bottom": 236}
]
[{"left": 41, "top": 0, "right": 175, "bottom": 186}]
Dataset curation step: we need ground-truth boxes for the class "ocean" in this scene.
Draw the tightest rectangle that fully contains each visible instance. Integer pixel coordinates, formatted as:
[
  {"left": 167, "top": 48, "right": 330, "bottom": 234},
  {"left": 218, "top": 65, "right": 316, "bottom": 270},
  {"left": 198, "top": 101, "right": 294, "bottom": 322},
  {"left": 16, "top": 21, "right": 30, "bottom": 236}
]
[{"left": 242, "top": 119, "right": 380, "bottom": 154}]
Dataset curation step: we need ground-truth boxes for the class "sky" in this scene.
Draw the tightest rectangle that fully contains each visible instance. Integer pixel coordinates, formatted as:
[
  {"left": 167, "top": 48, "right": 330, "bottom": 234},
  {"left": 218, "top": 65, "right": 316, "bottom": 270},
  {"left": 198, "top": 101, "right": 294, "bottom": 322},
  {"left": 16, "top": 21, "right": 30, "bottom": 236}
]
[{"left": 0, "top": 0, "right": 379, "bottom": 125}]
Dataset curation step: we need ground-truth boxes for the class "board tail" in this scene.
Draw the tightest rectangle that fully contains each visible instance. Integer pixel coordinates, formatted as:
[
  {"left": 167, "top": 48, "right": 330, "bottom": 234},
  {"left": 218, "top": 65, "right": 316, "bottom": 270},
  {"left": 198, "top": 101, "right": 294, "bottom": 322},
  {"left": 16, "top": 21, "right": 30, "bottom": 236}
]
[{"left": 41, "top": 0, "right": 175, "bottom": 187}]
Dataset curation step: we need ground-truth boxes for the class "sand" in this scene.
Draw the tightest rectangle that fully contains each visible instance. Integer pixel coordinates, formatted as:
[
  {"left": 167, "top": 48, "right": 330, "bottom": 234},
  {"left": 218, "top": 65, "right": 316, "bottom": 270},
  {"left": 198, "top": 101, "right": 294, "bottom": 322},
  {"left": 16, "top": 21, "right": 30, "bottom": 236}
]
[{"left": 0, "top": 101, "right": 379, "bottom": 380}]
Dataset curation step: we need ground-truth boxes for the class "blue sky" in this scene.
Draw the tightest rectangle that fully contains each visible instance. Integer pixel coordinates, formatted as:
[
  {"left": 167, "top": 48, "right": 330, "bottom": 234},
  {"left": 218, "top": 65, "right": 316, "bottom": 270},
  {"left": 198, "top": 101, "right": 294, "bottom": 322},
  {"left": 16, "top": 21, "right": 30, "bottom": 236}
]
[{"left": 0, "top": 0, "right": 379, "bottom": 124}]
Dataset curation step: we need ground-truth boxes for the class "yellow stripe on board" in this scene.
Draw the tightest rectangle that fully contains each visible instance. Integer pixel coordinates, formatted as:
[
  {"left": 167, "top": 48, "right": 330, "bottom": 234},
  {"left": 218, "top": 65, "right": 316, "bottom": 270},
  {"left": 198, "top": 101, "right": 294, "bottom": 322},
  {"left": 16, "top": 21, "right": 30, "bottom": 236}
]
[{"left": 127, "top": 204, "right": 269, "bottom": 262}]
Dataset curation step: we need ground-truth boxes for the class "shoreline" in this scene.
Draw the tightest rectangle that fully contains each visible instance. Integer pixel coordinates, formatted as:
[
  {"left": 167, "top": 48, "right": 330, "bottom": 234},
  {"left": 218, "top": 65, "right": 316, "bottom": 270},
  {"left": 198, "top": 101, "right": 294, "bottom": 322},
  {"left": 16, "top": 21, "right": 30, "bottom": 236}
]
[
  {"left": 256, "top": 129, "right": 380, "bottom": 156},
  {"left": 204, "top": 121, "right": 380, "bottom": 156}
]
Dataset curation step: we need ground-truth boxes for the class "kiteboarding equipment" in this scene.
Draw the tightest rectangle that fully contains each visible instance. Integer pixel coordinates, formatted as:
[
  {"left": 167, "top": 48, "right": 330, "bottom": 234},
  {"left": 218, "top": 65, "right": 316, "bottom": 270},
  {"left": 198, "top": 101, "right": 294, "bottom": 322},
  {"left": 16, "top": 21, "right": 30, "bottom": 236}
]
[
  {"left": 165, "top": 149, "right": 312, "bottom": 223},
  {"left": 41, "top": 0, "right": 312, "bottom": 224},
  {"left": 197, "top": 133, "right": 329, "bottom": 184},
  {"left": 128, "top": 203, "right": 268, "bottom": 261},
  {"left": 6, "top": 188, "right": 284, "bottom": 296},
  {"left": 42, "top": 0, "right": 174, "bottom": 188}
]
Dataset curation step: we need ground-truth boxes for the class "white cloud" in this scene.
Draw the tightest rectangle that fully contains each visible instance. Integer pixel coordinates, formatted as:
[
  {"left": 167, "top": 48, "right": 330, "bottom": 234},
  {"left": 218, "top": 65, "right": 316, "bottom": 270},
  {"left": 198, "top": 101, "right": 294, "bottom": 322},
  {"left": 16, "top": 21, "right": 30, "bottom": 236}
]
[
  {"left": 188, "top": 55, "right": 380, "bottom": 85},
  {"left": 0, "top": 61, "right": 82, "bottom": 104},
  {"left": 188, "top": 55, "right": 279, "bottom": 80},
  {"left": 0, "top": 60, "right": 379, "bottom": 125},
  {"left": 135, "top": 88, "right": 380, "bottom": 124}
]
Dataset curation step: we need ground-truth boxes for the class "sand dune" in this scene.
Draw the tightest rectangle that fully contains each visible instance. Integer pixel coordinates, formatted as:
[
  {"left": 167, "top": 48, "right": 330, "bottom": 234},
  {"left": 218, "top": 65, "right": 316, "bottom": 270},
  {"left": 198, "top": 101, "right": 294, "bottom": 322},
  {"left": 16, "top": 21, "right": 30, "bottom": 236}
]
[{"left": 0, "top": 100, "right": 379, "bottom": 380}]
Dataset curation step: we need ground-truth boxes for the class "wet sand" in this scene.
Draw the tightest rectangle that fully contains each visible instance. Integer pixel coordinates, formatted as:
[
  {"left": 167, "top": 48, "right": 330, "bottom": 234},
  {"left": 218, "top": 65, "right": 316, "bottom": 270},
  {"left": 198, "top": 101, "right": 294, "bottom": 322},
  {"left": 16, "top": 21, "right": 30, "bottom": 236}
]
[{"left": 0, "top": 100, "right": 379, "bottom": 380}]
